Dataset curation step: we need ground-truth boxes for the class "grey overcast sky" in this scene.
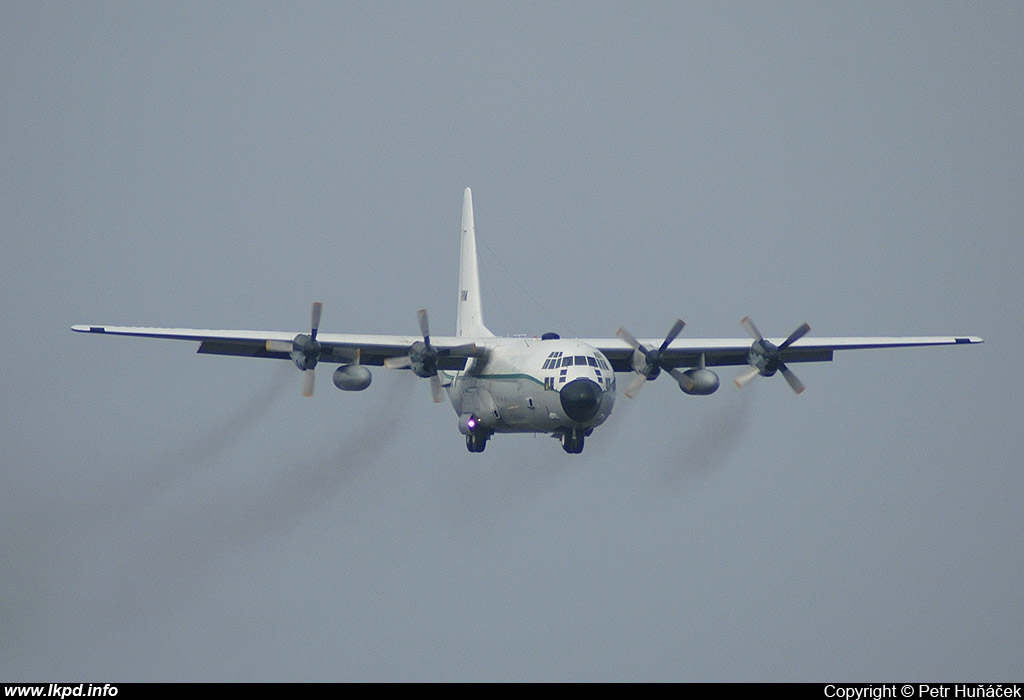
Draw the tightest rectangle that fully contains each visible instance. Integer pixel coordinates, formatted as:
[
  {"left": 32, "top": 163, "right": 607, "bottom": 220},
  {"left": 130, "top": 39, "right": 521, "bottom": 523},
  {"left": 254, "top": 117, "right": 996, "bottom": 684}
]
[{"left": 2, "top": 2, "right": 1021, "bottom": 682}]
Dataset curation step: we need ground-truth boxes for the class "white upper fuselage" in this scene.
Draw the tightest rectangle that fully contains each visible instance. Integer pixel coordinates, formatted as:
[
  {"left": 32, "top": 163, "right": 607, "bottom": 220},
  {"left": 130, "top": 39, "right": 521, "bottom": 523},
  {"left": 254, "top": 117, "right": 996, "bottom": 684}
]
[{"left": 443, "top": 337, "right": 616, "bottom": 434}]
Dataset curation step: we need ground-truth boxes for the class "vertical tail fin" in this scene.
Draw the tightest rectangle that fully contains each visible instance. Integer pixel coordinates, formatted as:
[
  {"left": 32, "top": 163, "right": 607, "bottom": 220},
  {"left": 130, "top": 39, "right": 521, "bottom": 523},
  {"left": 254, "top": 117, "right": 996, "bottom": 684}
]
[{"left": 456, "top": 188, "right": 494, "bottom": 338}]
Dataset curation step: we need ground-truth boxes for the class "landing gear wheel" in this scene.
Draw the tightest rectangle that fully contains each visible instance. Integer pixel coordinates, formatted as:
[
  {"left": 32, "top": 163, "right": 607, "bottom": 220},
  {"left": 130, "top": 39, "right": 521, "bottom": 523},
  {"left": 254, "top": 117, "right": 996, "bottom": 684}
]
[
  {"left": 560, "top": 428, "right": 585, "bottom": 454},
  {"left": 466, "top": 430, "right": 489, "bottom": 453}
]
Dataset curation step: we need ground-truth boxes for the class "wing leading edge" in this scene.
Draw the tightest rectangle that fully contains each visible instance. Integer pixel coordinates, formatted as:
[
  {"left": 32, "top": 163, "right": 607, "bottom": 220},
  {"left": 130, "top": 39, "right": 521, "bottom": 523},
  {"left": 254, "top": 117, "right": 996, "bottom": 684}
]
[
  {"left": 70, "top": 325, "right": 479, "bottom": 370},
  {"left": 585, "top": 335, "right": 983, "bottom": 373}
]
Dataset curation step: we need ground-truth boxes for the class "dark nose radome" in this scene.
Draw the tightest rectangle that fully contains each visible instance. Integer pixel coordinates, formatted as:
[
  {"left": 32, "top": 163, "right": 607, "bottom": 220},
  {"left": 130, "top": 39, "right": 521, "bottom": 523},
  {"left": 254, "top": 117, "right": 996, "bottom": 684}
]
[{"left": 560, "top": 378, "right": 602, "bottom": 423}]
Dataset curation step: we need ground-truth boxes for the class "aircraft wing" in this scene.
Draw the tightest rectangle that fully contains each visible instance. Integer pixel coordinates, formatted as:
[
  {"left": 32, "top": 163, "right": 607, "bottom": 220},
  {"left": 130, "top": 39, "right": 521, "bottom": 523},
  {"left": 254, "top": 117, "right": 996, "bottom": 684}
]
[
  {"left": 70, "top": 325, "right": 478, "bottom": 370},
  {"left": 584, "top": 335, "right": 984, "bottom": 373},
  {"left": 73, "top": 324, "right": 982, "bottom": 374}
]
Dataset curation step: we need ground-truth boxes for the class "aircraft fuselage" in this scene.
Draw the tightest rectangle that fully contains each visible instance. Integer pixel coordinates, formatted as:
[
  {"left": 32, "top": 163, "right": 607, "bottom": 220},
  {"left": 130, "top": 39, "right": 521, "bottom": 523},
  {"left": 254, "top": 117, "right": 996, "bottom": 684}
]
[{"left": 445, "top": 337, "right": 616, "bottom": 451}]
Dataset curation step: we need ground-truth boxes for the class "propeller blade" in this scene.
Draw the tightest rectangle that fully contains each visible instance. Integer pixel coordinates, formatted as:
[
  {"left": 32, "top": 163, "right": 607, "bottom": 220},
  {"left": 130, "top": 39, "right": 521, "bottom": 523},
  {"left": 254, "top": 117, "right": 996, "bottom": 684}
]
[
  {"left": 618, "top": 320, "right": 688, "bottom": 394},
  {"left": 616, "top": 327, "right": 644, "bottom": 351},
  {"left": 658, "top": 319, "right": 686, "bottom": 354},
  {"left": 734, "top": 365, "right": 760, "bottom": 389},
  {"left": 417, "top": 308, "right": 431, "bottom": 344},
  {"left": 740, "top": 316, "right": 763, "bottom": 342},
  {"left": 283, "top": 303, "right": 326, "bottom": 396},
  {"left": 779, "top": 322, "right": 811, "bottom": 349},
  {"left": 737, "top": 318, "right": 812, "bottom": 393},
  {"left": 619, "top": 327, "right": 652, "bottom": 375},
  {"left": 384, "top": 355, "right": 412, "bottom": 369},
  {"left": 623, "top": 372, "right": 648, "bottom": 399},
  {"left": 446, "top": 342, "right": 480, "bottom": 357},
  {"left": 430, "top": 374, "right": 444, "bottom": 403},
  {"left": 779, "top": 363, "right": 805, "bottom": 394},
  {"left": 631, "top": 347, "right": 650, "bottom": 374},
  {"left": 667, "top": 366, "right": 696, "bottom": 393},
  {"left": 391, "top": 309, "right": 450, "bottom": 403},
  {"left": 310, "top": 302, "right": 323, "bottom": 340}
]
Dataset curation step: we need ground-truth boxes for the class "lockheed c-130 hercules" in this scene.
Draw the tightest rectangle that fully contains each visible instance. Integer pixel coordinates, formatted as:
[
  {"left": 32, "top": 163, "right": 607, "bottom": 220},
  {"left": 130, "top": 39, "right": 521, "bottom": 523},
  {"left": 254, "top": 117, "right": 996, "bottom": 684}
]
[{"left": 74, "top": 188, "right": 982, "bottom": 454}]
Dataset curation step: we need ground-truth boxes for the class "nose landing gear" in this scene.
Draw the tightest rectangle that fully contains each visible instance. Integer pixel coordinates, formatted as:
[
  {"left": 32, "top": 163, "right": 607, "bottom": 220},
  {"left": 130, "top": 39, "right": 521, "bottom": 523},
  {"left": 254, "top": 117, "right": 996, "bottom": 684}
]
[{"left": 558, "top": 427, "right": 588, "bottom": 454}]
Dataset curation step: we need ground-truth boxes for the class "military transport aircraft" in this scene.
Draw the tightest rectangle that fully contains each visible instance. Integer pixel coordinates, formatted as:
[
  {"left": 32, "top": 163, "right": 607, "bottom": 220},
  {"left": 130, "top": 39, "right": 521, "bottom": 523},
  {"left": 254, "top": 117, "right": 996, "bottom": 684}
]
[{"left": 73, "top": 188, "right": 982, "bottom": 454}]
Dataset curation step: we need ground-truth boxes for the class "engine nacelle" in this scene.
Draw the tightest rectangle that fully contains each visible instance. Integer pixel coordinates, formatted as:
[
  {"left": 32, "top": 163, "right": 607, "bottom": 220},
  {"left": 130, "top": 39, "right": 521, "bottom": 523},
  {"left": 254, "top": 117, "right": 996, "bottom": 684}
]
[
  {"left": 680, "top": 368, "right": 719, "bottom": 395},
  {"left": 407, "top": 340, "right": 439, "bottom": 378},
  {"left": 746, "top": 339, "right": 779, "bottom": 377},
  {"left": 290, "top": 333, "right": 321, "bottom": 371},
  {"left": 333, "top": 364, "right": 372, "bottom": 391}
]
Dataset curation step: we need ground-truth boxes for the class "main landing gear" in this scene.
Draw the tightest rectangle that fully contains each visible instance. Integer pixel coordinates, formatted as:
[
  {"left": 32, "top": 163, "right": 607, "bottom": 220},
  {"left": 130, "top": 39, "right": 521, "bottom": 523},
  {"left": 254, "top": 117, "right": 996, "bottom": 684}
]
[
  {"left": 465, "top": 428, "right": 491, "bottom": 453},
  {"left": 463, "top": 425, "right": 590, "bottom": 454}
]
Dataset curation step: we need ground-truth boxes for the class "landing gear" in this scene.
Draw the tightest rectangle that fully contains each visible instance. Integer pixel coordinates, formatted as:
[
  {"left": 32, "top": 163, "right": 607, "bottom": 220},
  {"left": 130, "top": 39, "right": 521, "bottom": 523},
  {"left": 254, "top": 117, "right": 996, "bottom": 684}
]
[
  {"left": 465, "top": 429, "right": 491, "bottom": 453},
  {"left": 559, "top": 428, "right": 586, "bottom": 454}
]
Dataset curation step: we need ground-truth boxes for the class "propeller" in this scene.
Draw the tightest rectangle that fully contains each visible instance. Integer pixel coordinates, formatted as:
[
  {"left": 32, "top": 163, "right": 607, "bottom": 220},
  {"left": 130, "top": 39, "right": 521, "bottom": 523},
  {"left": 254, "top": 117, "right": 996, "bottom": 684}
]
[
  {"left": 384, "top": 309, "right": 478, "bottom": 403},
  {"left": 265, "top": 302, "right": 324, "bottom": 396},
  {"left": 734, "top": 316, "right": 810, "bottom": 394},
  {"left": 615, "top": 319, "right": 696, "bottom": 398}
]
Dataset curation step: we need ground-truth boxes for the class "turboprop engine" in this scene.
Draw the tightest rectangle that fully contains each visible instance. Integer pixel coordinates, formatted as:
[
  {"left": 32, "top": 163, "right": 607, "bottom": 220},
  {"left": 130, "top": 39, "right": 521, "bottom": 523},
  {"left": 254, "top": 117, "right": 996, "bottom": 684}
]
[
  {"left": 267, "top": 302, "right": 374, "bottom": 396},
  {"left": 616, "top": 320, "right": 720, "bottom": 398},
  {"left": 384, "top": 309, "right": 479, "bottom": 403},
  {"left": 405, "top": 340, "right": 439, "bottom": 379}
]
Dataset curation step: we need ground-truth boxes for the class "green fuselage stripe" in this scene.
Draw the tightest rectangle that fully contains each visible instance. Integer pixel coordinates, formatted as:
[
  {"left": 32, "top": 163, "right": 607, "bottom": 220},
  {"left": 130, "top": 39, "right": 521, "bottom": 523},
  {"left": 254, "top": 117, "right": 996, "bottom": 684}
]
[{"left": 441, "top": 371, "right": 545, "bottom": 387}]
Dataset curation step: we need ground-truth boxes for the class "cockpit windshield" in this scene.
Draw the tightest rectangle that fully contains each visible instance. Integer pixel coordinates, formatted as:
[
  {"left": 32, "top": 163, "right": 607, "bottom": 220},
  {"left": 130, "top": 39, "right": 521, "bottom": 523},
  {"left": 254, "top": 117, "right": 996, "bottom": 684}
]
[{"left": 542, "top": 351, "right": 610, "bottom": 370}]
